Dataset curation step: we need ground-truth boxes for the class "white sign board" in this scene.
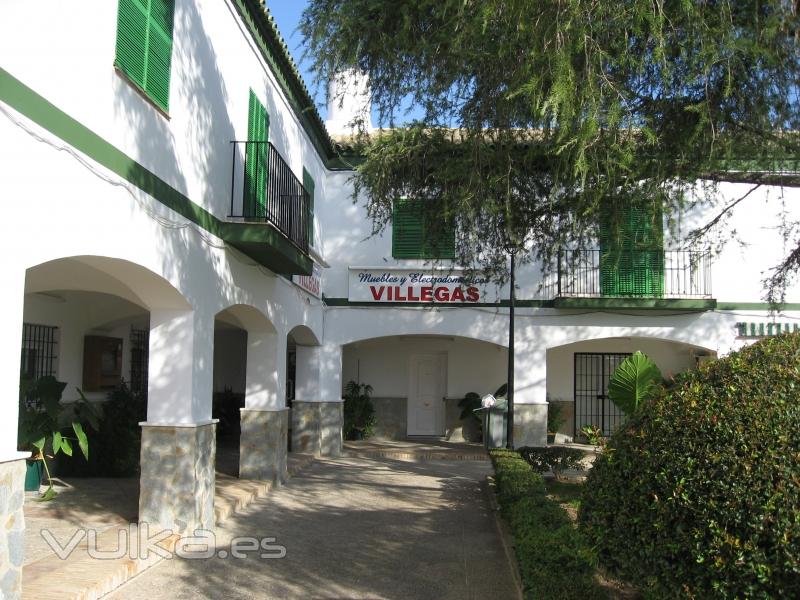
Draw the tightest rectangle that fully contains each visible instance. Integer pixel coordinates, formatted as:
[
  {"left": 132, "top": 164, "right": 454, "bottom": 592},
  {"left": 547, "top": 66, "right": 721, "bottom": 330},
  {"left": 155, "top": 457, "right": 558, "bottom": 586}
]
[{"left": 348, "top": 267, "right": 496, "bottom": 304}]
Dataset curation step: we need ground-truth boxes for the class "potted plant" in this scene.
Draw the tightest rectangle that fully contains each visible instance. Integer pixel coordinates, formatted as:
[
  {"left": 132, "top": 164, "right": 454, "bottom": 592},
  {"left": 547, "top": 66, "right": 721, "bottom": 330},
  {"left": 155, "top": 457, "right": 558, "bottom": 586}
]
[
  {"left": 342, "top": 380, "right": 375, "bottom": 440},
  {"left": 18, "top": 376, "right": 97, "bottom": 500},
  {"left": 547, "top": 402, "right": 565, "bottom": 444}
]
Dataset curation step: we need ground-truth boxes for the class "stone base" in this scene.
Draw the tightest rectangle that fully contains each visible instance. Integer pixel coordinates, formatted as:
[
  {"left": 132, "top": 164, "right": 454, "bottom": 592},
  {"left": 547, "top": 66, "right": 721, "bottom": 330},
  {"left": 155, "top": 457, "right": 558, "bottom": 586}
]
[
  {"left": 513, "top": 404, "right": 548, "bottom": 447},
  {"left": 239, "top": 409, "right": 288, "bottom": 482},
  {"left": 0, "top": 458, "right": 26, "bottom": 600},
  {"left": 139, "top": 422, "right": 216, "bottom": 534},
  {"left": 291, "top": 401, "right": 343, "bottom": 457}
]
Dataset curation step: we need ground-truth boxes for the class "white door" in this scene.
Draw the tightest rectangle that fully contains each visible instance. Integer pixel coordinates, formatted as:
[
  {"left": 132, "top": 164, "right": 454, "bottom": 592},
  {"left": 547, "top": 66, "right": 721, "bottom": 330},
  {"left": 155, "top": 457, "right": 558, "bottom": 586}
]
[{"left": 407, "top": 354, "right": 446, "bottom": 436}]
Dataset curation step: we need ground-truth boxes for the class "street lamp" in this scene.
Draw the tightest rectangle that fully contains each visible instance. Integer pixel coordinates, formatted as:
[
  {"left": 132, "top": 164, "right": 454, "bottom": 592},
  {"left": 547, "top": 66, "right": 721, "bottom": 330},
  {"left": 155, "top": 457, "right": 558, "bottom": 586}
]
[{"left": 506, "top": 246, "right": 518, "bottom": 449}]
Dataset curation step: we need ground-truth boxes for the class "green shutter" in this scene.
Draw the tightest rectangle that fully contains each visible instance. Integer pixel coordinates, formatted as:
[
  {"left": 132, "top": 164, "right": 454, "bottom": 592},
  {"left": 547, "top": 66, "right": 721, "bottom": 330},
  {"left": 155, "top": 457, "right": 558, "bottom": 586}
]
[
  {"left": 244, "top": 90, "right": 269, "bottom": 219},
  {"left": 303, "top": 168, "right": 315, "bottom": 247},
  {"left": 600, "top": 201, "right": 664, "bottom": 297},
  {"left": 115, "top": 0, "right": 174, "bottom": 112},
  {"left": 392, "top": 199, "right": 455, "bottom": 259}
]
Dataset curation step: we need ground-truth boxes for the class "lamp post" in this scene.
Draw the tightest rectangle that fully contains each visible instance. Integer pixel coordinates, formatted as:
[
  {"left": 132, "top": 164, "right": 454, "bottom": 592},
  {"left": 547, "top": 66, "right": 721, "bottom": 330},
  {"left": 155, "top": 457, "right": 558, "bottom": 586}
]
[{"left": 506, "top": 248, "right": 517, "bottom": 449}]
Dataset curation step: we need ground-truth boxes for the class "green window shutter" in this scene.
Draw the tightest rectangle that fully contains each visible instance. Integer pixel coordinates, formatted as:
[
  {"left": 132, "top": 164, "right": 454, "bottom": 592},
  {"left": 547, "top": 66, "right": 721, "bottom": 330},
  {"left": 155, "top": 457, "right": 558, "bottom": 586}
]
[
  {"left": 392, "top": 199, "right": 455, "bottom": 259},
  {"left": 114, "top": 0, "right": 174, "bottom": 112},
  {"left": 302, "top": 168, "right": 315, "bottom": 247},
  {"left": 599, "top": 201, "right": 664, "bottom": 297},
  {"left": 244, "top": 90, "right": 269, "bottom": 218}
]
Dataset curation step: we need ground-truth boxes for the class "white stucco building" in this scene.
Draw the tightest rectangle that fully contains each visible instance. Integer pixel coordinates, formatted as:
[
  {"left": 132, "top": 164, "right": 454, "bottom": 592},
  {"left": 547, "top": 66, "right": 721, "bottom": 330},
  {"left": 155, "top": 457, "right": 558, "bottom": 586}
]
[{"left": 0, "top": 1, "right": 798, "bottom": 596}]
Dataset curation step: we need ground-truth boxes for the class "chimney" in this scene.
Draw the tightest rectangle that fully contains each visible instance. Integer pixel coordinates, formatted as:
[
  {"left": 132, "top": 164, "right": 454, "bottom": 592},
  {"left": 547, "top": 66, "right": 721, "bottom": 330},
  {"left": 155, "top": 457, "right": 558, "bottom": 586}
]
[{"left": 324, "top": 69, "right": 373, "bottom": 136}]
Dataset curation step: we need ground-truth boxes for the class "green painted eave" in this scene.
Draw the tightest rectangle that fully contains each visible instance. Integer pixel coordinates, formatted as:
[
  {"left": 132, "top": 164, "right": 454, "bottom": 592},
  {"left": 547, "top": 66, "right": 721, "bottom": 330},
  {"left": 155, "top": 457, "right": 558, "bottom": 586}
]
[{"left": 552, "top": 297, "right": 717, "bottom": 310}]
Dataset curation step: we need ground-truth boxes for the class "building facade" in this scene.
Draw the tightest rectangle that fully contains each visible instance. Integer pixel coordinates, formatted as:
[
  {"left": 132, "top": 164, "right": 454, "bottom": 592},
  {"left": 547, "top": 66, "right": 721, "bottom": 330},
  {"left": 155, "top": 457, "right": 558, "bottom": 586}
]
[{"left": 1, "top": 1, "right": 798, "bottom": 597}]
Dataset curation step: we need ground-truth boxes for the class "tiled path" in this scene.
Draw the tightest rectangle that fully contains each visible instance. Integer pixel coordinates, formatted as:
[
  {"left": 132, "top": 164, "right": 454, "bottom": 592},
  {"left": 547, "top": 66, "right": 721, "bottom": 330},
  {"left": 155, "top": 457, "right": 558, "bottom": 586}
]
[{"left": 108, "top": 452, "right": 518, "bottom": 600}]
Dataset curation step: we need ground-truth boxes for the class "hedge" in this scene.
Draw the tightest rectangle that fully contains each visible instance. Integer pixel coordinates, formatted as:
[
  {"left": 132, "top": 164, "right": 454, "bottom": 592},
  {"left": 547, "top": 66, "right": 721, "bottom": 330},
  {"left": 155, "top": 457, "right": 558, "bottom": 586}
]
[
  {"left": 490, "top": 449, "right": 608, "bottom": 599},
  {"left": 579, "top": 334, "right": 800, "bottom": 598}
]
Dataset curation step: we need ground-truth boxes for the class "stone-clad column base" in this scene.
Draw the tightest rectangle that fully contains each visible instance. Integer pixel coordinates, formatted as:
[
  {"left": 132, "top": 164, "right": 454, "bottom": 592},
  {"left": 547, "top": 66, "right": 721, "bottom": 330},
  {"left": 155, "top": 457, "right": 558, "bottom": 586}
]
[
  {"left": 0, "top": 458, "right": 26, "bottom": 600},
  {"left": 513, "top": 404, "right": 548, "bottom": 448},
  {"left": 291, "top": 401, "right": 343, "bottom": 457},
  {"left": 239, "top": 408, "right": 288, "bottom": 482},
  {"left": 139, "top": 422, "right": 216, "bottom": 534}
]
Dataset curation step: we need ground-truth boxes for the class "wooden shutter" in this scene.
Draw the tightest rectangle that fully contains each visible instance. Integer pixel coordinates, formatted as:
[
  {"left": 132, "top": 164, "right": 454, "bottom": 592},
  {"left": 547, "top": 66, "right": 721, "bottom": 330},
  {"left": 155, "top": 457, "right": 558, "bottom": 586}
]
[
  {"left": 599, "top": 201, "right": 664, "bottom": 297},
  {"left": 244, "top": 90, "right": 269, "bottom": 218},
  {"left": 115, "top": 0, "right": 174, "bottom": 112},
  {"left": 303, "top": 168, "right": 315, "bottom": 247},
  {"left": 392, "top": 199, "right": 455, "bottom": 259}
]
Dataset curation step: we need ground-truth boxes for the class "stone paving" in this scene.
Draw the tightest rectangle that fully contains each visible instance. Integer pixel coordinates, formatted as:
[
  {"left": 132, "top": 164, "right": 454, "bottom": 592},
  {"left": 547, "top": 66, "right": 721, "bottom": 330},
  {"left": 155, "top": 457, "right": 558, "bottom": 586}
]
[{"left": 107, "top": 451, "right": 519, "bottom": 600}]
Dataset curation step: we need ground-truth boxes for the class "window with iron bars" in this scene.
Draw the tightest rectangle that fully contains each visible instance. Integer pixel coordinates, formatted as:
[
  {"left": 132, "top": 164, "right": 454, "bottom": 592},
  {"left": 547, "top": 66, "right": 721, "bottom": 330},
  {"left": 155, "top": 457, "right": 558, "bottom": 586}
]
[
  {"left": 130, "top": 326, "right": 149, "bottom": 397},
  {"left": 20, "top": 323, "right": 58, "bottom": 380}
]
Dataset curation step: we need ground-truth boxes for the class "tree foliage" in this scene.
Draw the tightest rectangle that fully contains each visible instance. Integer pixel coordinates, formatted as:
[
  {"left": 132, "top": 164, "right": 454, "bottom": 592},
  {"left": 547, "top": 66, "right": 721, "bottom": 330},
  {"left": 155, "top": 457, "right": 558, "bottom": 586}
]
[{"left": 301, "top": 0, "right": 800, "bottom": 290}]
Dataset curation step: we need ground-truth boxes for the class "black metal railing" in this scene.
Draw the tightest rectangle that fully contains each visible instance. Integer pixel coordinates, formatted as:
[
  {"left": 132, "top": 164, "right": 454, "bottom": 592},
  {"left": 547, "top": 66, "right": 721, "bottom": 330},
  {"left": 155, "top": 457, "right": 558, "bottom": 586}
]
[
  {"left": 229, "top": 140, "right": 310, "bottom": 253},
  {"left": 548, "top": 249, "right": 713, "bottom": 299}
]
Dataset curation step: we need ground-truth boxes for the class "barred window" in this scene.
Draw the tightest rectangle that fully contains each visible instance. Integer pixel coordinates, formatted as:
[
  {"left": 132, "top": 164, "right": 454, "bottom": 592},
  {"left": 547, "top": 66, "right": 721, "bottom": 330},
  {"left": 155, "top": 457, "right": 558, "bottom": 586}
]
[
  {"left": 21, "top": 324, "right": 58, "bottom": 380},
  {"left": 130, "top": 326, "right": 149, "bottom": 396}
]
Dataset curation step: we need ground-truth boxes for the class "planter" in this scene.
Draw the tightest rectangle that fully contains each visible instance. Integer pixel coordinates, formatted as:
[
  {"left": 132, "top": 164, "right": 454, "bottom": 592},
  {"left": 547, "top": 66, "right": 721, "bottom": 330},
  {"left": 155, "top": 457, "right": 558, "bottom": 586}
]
[
  {"left": 351, "top": 429, "right": 364, "bottom": 441},
  {"left": 25, "top": 460, "right": 43, "bottom": 491},
  {"left": 547, "top": 432, "right": 556, "bottom": 444}
]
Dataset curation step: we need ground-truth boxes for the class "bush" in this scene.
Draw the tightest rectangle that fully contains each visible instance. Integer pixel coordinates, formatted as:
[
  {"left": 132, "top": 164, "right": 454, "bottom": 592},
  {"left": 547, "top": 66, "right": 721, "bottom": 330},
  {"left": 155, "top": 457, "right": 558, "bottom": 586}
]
[
  {"left": 518, "top": 446, "right": 586, "bottom": 478},
  {"left": 579, "top": 334, "right": 800, "bottom": 598},
  {"left": 343, "top": 380, "right": 376, "bottom": 440},
  {"left": 490, "top": 449, "right": 608, "bottom": 599}
]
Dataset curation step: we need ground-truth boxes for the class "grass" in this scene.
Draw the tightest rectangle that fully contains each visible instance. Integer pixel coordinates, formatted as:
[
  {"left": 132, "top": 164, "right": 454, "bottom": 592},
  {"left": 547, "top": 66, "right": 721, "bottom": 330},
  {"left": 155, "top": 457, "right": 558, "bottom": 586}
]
[{"left": 545, "top": 479, "right": 584, "bottom": 508}]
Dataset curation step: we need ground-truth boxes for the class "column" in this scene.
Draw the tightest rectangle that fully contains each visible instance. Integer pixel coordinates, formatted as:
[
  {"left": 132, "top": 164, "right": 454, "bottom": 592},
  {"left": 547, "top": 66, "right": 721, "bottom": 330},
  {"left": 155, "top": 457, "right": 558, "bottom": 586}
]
[
  {"left": 292, "top": 343, "right": 343, "bottom": 456},
  {"left": 512, "top": 342, "right": 548, "bottom": 447},
  {"left": 0, "top": 270, "right": 29, "bottom": 599},
  {"left": 239, "top": 331, "right": 288, "bottom": 482},
  {"left": 139, "top": 309, "right": 216, "bottom": 534}
]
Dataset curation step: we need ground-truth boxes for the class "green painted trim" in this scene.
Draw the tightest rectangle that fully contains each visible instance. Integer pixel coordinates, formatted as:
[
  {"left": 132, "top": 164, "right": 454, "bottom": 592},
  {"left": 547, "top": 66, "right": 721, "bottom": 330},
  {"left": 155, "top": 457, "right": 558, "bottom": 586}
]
[
  {"left": 0, "top": 66, "right": 310, "bottom": 275},
  {"left": 716, "top": 302, "right": 800, "bottom": 311},
  {"left": 552, "top": 297, "right": 717, "bottom": 310}
]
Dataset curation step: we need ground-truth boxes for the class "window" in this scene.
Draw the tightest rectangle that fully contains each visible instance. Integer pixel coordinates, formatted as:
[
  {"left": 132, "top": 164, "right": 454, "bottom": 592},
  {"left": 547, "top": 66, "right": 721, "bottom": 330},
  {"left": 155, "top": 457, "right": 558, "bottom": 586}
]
[
  {"left": 599, "top": 201, "right": 664, "bottom": 297},
  {"left": 244, "top": 89, "right": 270, "bottom": 218},
  {"left": 392, "top": 198, "right": 455, "bottom": 259},
  {"left": 114, "top": 0, "right": 175, "bottom": 112},
  {"left": 130, "top": 326, "right": 149, "bottom": 397},
  {"left": 302, "top": 168, "right": 315, "bottom": 247},
  {"left": 20, "top": 324, "right": 58, "bottom": 380}
]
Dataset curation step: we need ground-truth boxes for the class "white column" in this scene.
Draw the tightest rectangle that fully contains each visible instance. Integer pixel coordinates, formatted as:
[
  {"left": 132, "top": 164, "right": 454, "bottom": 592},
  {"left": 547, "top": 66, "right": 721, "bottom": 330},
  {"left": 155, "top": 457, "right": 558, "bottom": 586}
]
[
  {"left": 244, "top": 331, "right": 279, "bottom": 409},
  {"left": 146, "top": 309, "right": 214, "bottom": 424},
  {"left": 514, "top": 342, "right": 547, "bottom": 405},
  {"left": 0, "top": 269, "right": 28, "bottom": 463},
  {"left": 294, "top": 345, "right": 321, "bottom": 401},
  {"left": 319, "top": 343, "right": 343, "bottom": 402}
]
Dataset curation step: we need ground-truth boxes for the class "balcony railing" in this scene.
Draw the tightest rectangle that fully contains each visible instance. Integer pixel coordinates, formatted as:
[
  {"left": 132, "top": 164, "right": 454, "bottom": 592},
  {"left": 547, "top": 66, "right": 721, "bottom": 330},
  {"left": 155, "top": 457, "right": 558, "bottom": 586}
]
[
  {"left": 229, "top": 140, "right": 310, "bottom": 253},
  {"left": 548, "top": 249, "right": 713, "bottom": 299}
]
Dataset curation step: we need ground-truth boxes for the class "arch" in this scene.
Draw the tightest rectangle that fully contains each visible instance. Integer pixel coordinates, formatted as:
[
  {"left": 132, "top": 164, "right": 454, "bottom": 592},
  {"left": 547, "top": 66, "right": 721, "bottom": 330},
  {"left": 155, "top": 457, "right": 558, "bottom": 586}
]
[
  {"left": 547, "top": 335, "right": 715, "bottom": 356},
  {"left": 25, "top": 255, "right": 189, "bottom": 311},
  {"left": 215, "top": 303, "right": 276, "bottom": 334},
  {"left": 287, "top": 324, "right": 320, "bottom": 346}
]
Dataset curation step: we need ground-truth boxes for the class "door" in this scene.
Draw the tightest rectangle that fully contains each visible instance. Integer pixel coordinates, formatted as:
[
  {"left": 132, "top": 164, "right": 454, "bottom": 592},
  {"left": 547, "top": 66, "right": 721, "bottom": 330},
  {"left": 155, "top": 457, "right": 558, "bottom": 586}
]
[
  {"left": 407, "top": 354, "right": 446, "bottom": 436},
  {"left": 574, "top": 352, "right": 630, "bottom": 436}
]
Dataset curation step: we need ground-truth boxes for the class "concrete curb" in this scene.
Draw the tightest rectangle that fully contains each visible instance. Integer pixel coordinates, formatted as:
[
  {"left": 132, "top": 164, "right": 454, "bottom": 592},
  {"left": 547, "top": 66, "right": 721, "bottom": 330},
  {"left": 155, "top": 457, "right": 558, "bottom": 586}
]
[{"left": 485, "top": 474, "right": 524, "bottom": 600}]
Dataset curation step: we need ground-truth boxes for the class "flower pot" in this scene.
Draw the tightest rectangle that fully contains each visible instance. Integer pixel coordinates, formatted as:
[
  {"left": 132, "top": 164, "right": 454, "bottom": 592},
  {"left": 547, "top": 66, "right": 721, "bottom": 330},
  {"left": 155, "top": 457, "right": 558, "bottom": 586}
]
[
  {"left": 25, "top": 460, "right": 43, "bottom": 491},
  {"left": 351, "top": 429, "right": 364, "bottom": 440},
  {"left": 547, "top": 432, "right": 556, "bottom": 444}
]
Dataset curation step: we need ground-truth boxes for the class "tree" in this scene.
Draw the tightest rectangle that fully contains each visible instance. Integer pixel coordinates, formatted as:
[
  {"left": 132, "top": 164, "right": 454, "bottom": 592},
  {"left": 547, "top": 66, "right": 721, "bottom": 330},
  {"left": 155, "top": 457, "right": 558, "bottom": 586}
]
[{"left": 300, "top": 0, "right": 800, "bottom": 296}]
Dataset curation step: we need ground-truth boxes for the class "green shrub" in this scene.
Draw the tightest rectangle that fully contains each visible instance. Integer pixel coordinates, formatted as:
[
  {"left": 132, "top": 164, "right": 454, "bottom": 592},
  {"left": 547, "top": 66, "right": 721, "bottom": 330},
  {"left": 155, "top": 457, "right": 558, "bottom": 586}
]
[
  {"left": 489, "top": 449, "right": 608, "bottom": 599},
  {"left": 343, "top": 380, "right": 376, "bottom": 440},
  {"left": 579, "top": 334, "right": 800, "bottom": 598},
  {"left": 518, "top": 446, "right": 586, "bottom": 477}
]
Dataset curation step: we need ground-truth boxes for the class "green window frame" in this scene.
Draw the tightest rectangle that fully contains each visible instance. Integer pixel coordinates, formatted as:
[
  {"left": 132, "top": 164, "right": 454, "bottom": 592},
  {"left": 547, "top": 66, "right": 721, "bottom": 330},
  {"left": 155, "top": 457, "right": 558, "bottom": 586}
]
[
  {"left": 114, "top": 0, "right": 175, "bottom": 112},
  {"left": 392, "top": 199, "right": 455, "bottom": 260},
  {"left": 244, "top": 90, "right": 270, "bottom": 218},
  {"left": 302, "top": 168, "right": 315, "bottom": 247},
  {"left": 599, "top": 201, "right": 664, "bottom": 297}
]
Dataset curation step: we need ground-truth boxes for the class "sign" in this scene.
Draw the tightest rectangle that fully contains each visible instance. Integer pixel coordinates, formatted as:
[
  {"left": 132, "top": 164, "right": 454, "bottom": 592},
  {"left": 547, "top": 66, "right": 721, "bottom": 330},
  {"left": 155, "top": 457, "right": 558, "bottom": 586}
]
[
  {"left": 348, "top": 268, "right": 496, "bottom": 303},
  {"left": 736, "top": 322, "right": 799, "bottom": 338},
  {"left": 293, "top": 263, "right": 322, "bottom": 298}
]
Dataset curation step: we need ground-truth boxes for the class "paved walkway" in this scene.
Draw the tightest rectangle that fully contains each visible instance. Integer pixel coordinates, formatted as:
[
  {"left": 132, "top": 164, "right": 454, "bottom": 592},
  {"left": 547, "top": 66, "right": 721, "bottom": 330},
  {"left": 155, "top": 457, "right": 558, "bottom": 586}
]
[{"left": 108, "top": 454, "right": 518, "bottom": 600}]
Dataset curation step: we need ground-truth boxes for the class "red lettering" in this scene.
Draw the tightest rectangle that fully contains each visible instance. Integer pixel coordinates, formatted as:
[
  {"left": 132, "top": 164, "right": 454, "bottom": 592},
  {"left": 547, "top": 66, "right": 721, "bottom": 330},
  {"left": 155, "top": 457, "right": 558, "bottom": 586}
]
[
  {"left": 370, "top": 286, "right": 385, "bottom": 301},
  {"left": 450, "top": 287, "right": 465, "bottom": 302},
  {"left": 388, "top": 287, "right": 393, "bottom": 301},
  {"left": 466, "top": 287, "right": 480, "bottom": 302},
  {"left": 420, "top": 287, "right": 433, "bottom": 302},
  {"left": 395, "top": 286, "right": 406, "bottom": 301},
  {"left": 434, "top": 287, "right": 450, "bottom": 302},
  {"left": 407, "top": 287, "right": 420, "bottom": 301}
]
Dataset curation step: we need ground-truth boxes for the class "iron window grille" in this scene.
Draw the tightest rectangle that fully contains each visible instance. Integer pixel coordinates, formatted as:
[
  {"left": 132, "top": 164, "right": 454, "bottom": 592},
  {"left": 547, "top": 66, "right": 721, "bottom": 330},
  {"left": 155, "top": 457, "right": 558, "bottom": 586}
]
[{"left": 21, "top": 323, "right": 58, "bottom": 380}]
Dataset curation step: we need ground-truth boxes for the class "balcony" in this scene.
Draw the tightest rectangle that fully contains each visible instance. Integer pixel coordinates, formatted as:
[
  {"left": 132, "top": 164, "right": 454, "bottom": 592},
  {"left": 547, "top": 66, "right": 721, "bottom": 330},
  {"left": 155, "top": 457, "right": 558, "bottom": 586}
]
[
  {"left": 547, "top": 249, "right": 715, "bottom": 309},
  {"left": 224, "top": 140, "right": 312, "bottom": 275}
]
